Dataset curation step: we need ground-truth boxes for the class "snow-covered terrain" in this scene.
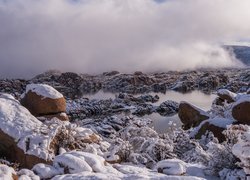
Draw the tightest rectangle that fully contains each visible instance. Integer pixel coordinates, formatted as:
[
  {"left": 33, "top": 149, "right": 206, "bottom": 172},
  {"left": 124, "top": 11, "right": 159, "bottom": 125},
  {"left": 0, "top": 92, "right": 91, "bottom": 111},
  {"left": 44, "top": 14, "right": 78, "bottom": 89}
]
[{"left": 0, "top": 69, "right": 249, "bottom": 179}]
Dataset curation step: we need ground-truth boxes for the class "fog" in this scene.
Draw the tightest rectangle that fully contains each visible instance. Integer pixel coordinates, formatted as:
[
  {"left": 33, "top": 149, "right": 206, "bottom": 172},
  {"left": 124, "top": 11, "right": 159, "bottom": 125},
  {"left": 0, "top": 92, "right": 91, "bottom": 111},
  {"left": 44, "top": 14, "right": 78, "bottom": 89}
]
[{"left": 0, "top": 0, "right": 249, "bottom": 78}]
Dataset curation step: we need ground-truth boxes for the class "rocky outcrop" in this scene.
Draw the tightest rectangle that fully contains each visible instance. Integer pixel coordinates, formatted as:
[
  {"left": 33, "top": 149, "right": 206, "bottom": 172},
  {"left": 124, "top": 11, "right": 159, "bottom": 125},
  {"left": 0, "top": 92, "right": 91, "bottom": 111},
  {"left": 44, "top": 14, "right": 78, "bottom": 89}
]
[
  {"left": 232, "top": 96, "right": 250, "bottom": 125},
  {"left": 178, "top": 102, "right": 209, "bottom": 130},
  {"left": 21, "top": 84, "right": 68, "bottom": 121}
]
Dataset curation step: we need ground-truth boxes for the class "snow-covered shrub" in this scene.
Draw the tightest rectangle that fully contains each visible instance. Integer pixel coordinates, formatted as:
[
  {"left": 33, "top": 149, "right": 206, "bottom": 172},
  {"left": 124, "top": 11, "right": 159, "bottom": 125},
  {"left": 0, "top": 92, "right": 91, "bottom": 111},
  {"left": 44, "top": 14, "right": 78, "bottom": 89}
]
[
  {"left": 204, "top": 141, "right": 237, "bottom": 175},
  {"left": 219, "top": 168, "right": 246, "bottom": 180},
  {"left": 230, "top": 125, "right": 250, "bottom": 175}
]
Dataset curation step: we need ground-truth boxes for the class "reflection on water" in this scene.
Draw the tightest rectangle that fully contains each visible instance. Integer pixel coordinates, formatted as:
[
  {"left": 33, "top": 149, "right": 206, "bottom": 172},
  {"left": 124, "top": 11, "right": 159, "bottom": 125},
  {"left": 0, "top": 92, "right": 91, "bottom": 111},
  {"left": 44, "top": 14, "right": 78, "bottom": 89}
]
[
  {"left": 83, "top": 91, "right": 117, "bottom": 100},
  {"left": 83, "top": 90, "right": 217, "bottom": 133}
]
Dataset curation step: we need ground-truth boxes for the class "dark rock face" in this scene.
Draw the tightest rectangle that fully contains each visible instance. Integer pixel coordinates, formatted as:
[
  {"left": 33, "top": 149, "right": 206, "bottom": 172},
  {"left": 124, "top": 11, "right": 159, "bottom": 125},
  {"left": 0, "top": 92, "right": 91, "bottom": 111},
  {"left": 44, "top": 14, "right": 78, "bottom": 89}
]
[
  {"left": 195, "top": 122, "right": 226, "bottom": 142},
  {"left": 21, "top": 91, "right": 66, "bottom": 116},
  {"left": 232, "top": 101, "right": 250, "bottom": 125},
  {"left": 178, "top": 102, "right": 209, "bottom": 130}
]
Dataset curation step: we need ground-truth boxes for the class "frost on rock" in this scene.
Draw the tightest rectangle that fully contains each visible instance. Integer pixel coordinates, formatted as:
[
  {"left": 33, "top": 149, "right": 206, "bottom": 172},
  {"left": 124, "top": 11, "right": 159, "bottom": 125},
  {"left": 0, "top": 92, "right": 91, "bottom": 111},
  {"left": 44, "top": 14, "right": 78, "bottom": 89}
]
[{"left": 23, "top": 84, "right": 63, "bottom": 99}]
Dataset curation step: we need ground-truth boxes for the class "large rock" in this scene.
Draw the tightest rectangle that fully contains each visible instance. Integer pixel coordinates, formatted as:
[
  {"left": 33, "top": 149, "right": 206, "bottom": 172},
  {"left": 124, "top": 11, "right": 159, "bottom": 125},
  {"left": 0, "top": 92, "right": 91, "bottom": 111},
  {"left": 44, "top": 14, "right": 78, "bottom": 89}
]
[
  {"left": 21, "top": 84, "right": 66, "bottom": 116},
  {"left": 192, "top": 118, "right": 234, "bottom": 142},
  {"left": 232, "top": 95, "right": 250, "bottom": 125},
  {"left": 0, "top": 94, "right": 58, "bottom": 168},
  {"left": 178, "top": 102, "right": 209, "bottom": 130}
]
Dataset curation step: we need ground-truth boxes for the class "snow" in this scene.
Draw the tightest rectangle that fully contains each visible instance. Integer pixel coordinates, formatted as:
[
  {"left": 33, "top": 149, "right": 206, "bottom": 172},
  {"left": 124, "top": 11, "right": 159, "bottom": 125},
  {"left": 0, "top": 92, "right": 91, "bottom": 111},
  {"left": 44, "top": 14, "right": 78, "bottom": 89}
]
[
  {"left": 17, "top": 169, "right": 40, "bottom": 180},
  {"left": 0, "top": 94, "right": 59, "bottom": 160},
  {"left": 180, "top": 101, "right": 209, "bottom": 117},
  {"left": 217, "top": 89, "right": 236, "bottom": 99},
  {"left": 157, "top": 159, "right": 187, "bottom": 175},
  {"left": 234, "top": 94, "right": 250, "bottom": 105},
  {"left": 32, "top": 163, "right": 61, "bottom": 179},
  {"left": 0, "top": 164, "right": 16, "bottom": 180},
  {"left": 24, "top": 84, "right": 63, "bottom": 99}
]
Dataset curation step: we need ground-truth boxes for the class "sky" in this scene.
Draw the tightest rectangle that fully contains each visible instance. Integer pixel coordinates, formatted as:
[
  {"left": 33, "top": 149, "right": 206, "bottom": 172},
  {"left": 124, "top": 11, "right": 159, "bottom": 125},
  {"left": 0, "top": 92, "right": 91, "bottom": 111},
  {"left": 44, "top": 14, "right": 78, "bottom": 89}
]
[{"left": 0, "top": 0, "right": 250, "bottom": 78}]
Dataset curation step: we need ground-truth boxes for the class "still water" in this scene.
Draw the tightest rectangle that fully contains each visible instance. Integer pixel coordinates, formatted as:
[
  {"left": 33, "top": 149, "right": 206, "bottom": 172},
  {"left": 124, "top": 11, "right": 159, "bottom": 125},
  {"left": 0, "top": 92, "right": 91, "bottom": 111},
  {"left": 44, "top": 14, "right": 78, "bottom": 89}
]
[{"left": 83, "top": 90, "right": 217, "bottom": 133}]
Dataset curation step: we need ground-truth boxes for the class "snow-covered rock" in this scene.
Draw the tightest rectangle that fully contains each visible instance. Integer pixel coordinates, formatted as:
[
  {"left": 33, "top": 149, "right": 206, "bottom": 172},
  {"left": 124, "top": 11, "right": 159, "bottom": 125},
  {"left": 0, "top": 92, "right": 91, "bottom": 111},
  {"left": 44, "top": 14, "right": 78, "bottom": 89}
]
[
  {"left": 23, "top": 84, "right": 63, "bottom": 99},
  {"left": 53, "top": 151, "right": 108, "bottom": 174},
  {"left": 157, "top": 159, "right": 187, "bottom": 175},
  {"left": 217, "top": 89, "right": 236, "bottom": 103},
  {"left": 0, "top": 94, "right": 61, "bottom": 168},
  {"left": 232, "top": 94, "right": 250, "bottom": 124},
  {"left": 191, "top": 118, "right": 235, "bottom": 142},
  {"left": 32, "top": 163, "right": 61, "bottom": 179},
  {"left": 21, "top": 84, "right": 66, "bottom": 117},
  {"left": 0, "top": 164, "right": 16, "bottom": 180}
]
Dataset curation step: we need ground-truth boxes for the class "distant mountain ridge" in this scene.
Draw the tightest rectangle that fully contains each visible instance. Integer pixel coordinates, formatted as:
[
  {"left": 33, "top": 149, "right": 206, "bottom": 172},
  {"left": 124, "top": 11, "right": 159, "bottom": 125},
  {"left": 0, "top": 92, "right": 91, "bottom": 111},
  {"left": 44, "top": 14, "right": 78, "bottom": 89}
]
[{"left": 224, "top": 45, "right": 250, "bottom": 66}]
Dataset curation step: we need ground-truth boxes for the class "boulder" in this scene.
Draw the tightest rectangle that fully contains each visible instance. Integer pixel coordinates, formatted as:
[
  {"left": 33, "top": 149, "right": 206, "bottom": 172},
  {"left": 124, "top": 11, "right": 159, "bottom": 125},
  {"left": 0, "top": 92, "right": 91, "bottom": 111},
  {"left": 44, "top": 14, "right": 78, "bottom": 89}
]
[
  {"left": 178, "top": 102, "right": 209, "bottom": 130},
  {"left": 193, "top": 118, "right": 234, "bottom": 142},
  {"left": 0, "top": 94, "right": 59, "bottom": 168},
  {"left": 232, "top": 96, "right": 250, "bottom": 125},
  {"left": 21, "top": 84, "right": 66, "bottom": 117},
  {"left": 217, "top": 89, "right": 236, "bottom": 103}
]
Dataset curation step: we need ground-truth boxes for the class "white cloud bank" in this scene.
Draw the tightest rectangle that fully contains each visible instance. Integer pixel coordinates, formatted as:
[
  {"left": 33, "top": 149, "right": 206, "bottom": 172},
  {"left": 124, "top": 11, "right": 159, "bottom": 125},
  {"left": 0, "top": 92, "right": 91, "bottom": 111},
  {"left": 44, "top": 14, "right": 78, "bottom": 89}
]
[{"left": 0, "top": 0, "right": 249, "bottom": 78}]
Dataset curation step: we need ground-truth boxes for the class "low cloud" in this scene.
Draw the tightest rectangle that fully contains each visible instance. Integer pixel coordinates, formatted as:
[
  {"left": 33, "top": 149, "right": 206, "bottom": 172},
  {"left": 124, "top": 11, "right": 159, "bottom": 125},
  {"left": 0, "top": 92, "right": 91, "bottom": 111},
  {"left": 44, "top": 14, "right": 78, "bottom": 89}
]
[{"left": 0, "top": 0, "right": 249, "bottom": 78}]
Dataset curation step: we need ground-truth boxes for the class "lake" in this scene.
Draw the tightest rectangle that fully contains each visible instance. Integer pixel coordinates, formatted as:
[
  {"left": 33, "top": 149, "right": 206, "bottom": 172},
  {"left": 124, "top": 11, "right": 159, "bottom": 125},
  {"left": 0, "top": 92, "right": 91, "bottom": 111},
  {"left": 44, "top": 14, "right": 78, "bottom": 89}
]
[{"left": 83, "top": 90, "right": 217, "bottom": 133}]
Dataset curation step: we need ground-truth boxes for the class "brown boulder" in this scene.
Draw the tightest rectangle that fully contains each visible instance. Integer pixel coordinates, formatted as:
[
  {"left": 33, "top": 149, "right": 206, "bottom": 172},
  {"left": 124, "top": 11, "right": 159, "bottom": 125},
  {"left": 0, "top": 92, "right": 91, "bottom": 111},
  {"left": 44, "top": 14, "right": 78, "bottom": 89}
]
[
  {"left": 195, "top": 122, "right": 226, "bottom": 142},
  {"left": 232, "top": 101, "right": 250, "bottom": 125},
  {"left": 178, "top": 102, "right": 209, "bottom": 130},
  {"left": 21, "top": 84, "right": 66, "bottom": 116}
]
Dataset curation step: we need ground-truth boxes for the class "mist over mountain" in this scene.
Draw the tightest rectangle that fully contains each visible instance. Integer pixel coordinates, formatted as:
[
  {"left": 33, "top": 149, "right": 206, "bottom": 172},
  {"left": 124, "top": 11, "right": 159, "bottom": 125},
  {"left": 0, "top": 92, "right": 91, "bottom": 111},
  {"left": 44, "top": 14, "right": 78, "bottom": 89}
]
[
  {"left": 0, "top": 0, "right": 250, "bottom": 78},
  {"left": 225, "top": 46, "right": 250, "bottom": 66}
]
